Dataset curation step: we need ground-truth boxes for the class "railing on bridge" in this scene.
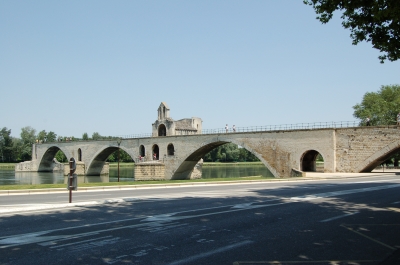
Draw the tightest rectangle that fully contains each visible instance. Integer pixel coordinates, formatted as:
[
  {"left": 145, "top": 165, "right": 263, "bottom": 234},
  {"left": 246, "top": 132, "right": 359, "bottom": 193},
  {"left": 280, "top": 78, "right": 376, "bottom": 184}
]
[
  {"left": 201, "top": 121, "right": 360, "bottom": 135},
  {"left": 39, "top": 121, "right": 362, "bottom": 143}
]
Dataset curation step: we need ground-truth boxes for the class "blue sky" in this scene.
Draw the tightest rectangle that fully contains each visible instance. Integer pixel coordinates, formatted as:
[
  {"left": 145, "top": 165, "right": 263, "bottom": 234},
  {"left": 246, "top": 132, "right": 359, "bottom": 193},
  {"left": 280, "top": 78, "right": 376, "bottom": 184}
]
[{"left": 1, "top": 1, "right": 399, "bottom": 138}]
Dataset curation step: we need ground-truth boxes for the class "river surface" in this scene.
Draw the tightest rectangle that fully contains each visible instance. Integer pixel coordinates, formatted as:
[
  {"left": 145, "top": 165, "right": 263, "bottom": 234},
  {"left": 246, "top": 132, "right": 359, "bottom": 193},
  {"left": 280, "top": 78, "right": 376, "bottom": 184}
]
[{"left": 0, "top": 164, "right": 273, "bottom": 185}]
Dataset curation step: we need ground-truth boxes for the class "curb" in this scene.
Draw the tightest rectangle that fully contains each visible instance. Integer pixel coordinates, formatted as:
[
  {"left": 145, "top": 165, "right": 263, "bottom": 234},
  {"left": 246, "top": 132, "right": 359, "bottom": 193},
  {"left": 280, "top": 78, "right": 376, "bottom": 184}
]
[{"left": 0, "top": 173, "right": 395, "bottom": 196}]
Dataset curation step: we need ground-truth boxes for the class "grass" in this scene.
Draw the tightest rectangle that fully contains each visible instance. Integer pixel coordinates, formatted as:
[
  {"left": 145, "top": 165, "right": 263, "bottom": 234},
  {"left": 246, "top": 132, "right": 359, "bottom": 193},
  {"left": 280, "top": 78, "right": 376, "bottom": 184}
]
[
  {"left": 203, "top": 162, "right": 263, "bottom": 166},
  {"left": 0, "top": 163, "right": 15, "bottom": 169},
  {"left": 0, "top": 176, "right": 271, "bottom": 190}
]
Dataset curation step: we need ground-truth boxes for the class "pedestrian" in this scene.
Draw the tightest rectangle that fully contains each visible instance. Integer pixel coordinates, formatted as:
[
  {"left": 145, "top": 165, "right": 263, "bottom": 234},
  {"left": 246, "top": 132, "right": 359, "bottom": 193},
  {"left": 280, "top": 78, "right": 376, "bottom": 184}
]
[
  {"left": 397, "top": 113, "right": 400, "bottom": 125},
  {"left": 153, "top": 153, "right": 157, "bottom": 160},
  {"left": 366, "top": 117, "right": 371, "bottom": 126},
  {"left": 232, "top": 125, "right": 236, "bottom": 132},
  {"left": 225, "top": 124, "right": 229, "bottom": 133}
]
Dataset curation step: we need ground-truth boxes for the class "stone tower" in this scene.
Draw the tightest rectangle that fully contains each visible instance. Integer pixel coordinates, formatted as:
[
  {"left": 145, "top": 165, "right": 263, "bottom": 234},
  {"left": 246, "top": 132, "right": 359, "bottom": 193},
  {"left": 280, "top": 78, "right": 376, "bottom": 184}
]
[{"left": 152, "top": 102, "right": 202, "bottom": 137}]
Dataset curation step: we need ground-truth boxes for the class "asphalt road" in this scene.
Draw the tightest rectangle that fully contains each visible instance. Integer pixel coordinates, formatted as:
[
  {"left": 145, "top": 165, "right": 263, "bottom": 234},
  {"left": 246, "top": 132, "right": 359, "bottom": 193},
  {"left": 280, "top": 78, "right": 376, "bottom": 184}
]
[{"left": 0, "top": 175, "right": 400, "bottom": 265}]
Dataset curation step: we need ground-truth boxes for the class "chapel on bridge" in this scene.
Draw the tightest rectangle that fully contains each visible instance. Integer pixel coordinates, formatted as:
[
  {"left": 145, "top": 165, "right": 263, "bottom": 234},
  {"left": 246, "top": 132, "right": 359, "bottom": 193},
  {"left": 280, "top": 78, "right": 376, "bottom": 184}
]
[{"left": 152, "top": 102, "right": 202, "bottom": 137}]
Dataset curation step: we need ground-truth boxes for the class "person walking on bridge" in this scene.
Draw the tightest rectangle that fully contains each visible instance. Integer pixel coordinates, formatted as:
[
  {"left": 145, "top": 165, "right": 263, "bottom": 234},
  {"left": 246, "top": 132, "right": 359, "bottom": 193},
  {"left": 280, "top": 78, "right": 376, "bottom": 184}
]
[
  {"left": 225, "top": 124, "right": 229, "bottom": 133},
  {"left": 366, "top": 117, "right": 371, "bottom": 126}
]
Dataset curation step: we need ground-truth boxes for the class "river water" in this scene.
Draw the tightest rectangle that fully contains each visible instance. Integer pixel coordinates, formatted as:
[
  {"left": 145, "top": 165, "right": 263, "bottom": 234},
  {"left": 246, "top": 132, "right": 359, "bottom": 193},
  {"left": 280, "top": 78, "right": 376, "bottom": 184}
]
[{"left": 0, "top": 164, "right": 273, "bottom": 185}]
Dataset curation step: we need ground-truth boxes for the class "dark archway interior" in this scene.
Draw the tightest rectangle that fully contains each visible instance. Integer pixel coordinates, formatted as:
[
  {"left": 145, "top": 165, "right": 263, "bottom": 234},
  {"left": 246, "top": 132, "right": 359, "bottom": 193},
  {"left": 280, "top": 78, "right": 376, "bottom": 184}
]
[
  {"left": 153, "top": 145, "right": 159, "bottom": 160},
  {"left": 167, "top": 144, "right": 174, "bottom": 156},
  {"left": 86, "top": 147, "right": 119, "bottom": 175},
  {"left": 39, "top": 146, "right": 63, "bottom": 172},
  {"left": 172, "top": 141, "right": 228, "bottom": 180},
  {"left": 158, "top": 124, "right": 166, "bottom": 136},
  {"left": 139, "top": 145, "right": 145, "bottom": 157},
  {"left": 301, "top": 150, "right": 320, "bottom": 172},
  {"left": 78, "top": 148, "right": 82, "bottom": 161}
]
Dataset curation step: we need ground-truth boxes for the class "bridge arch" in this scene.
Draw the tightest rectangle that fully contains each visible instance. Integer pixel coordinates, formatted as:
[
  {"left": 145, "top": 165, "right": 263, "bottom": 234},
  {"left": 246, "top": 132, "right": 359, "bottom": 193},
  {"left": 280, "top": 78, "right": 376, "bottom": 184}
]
[
  {"left": 38, "top": 146, "right": 70, "bottom": 172},
  {"left": 171, "top": 138, "right": 278, "bottom": 179},
  {"left": 86, "top": 145, "right": 136, "bottom": 176},
  {"left": 300, "top": 149, "right": 324, "bottom": 172},
  {"left": 355, "top": 140, "right": 400, "bottom": 172}
]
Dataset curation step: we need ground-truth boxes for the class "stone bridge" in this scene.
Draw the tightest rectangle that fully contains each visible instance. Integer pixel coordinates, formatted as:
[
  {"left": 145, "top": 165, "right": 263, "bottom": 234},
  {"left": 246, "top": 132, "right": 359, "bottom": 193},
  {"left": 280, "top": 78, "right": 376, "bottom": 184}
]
[{"left": 16, "top": 126, "right": 400, "bottom": 179}]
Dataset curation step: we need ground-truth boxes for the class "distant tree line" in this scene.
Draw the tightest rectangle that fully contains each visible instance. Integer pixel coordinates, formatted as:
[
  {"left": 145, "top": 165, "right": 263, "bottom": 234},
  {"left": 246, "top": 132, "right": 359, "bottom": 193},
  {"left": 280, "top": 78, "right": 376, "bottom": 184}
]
[{"left": 0, "top": 127, "right": 128, "bottom": 163}]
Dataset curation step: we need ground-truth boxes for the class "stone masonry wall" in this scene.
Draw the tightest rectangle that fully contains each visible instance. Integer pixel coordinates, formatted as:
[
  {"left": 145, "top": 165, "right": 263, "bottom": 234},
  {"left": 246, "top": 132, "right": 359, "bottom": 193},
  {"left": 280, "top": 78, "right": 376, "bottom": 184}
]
[
  {"left": 335, "top": 126, "right": 400, "bottom": 172},
  {"left": 135, "top": 162, "right": 165, "bottom": 181}
]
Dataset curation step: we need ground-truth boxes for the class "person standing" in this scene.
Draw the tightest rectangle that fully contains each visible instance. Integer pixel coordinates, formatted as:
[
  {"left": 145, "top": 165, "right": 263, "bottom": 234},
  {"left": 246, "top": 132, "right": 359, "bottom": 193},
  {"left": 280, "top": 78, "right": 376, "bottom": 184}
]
[
  {"left": 225, "top": 124, "right": 229, "bottom": 133},
  {"left": 397, "top": 113, "right": 400, "bottom": 125},
  {"left": 232, "top": 125, "right": 236, "bottom": 132},
  {"left": 366, "top": 117, "right": 371, "bottom": 126}
]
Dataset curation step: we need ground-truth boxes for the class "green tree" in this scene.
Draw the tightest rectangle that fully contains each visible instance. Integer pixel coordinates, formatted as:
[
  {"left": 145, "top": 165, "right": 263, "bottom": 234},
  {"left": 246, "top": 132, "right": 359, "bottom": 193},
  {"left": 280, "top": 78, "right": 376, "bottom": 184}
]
[
  {"left": 20, "top": 126, "right": 36, "bottom": 161},
  {"left": 37, "top": 130, "right": 47, "bottom": 142},
  {"left": 55, "top": 150, "right": 67, "bottom": 162},
  {"left": 203, "top": 143, "right": 260, "bottom": 162},
  {"left": 92, "top": 132, "right": 101, "bottom": 140},
  {"left": 46, "top": 131, "right": 57, "bottom": 142},
  {"left": 304, "top": 0, "right": 400, "bottom": 63},
  {"left": 353, "top": 84, "right": 400, "bottom": 125},
  {"left": 11, "top": 138, "right": 23, "bottom": 162},
  {"left": 0, "top": 127, "right": 13, "bottom": 162},
  {"left": 82, "top": 133, "right": 89, "bottom": 140}
]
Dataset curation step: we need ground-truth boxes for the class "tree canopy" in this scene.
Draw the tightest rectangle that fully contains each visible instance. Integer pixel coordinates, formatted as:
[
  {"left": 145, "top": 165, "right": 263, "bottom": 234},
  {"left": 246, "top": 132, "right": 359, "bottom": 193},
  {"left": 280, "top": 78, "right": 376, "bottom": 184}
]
[
  {"left": 353, "top": 84, "right": 400, "bottom": 125},
  {"left": 304, "top": 0, "right": 400, "bottom": 63}
]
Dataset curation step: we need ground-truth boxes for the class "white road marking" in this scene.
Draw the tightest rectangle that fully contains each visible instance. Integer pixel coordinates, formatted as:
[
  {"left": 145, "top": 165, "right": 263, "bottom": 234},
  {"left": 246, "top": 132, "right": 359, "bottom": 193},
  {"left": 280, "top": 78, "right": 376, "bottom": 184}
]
[
  {"left": 57, "top": 194, "right": 112, "bottom": 197},
  {"left": 290, "top": 184, "right": 400, "bottom": 201},
  {"left": 167, "top": 240, "right": 253, "bottom": 265},
  {"left": 320, "top": 212, "right": 359, "bottom": 222},
  {"left": 2, "top": 182, "right": 400, "bottom": 249}
]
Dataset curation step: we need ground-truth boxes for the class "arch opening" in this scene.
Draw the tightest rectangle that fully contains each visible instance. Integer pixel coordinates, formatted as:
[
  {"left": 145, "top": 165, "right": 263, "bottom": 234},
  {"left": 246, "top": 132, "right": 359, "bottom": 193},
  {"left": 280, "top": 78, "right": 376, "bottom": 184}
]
[
  {"left": 301, "top": 150, "right": 324, "bottom": 172},
  {"left": 167, "top": 144, "right": 174, "bottom": 156},
  {"left": 359, "top": 146, "right": 400, "bottom": 172},
  {"left": 158, "top": 124, "right": 166, "bottom": 136},
  {"left": 87, "top": 146, "right": 135, "bottom": 176},
  {"left": 172, "top": 142, "right": 273, "bottom": 180},
  {"left": 152, "top": 144, "right": 159, "bottom": 160},
  {"left": 78, "top": 148, "right": 82, "bottom": 161},
  {"left": 39, "top": 147, "right": 67, "bottom": 172},
  {"left": 139, "top": 145, "right": 145, "bottom": 157}
]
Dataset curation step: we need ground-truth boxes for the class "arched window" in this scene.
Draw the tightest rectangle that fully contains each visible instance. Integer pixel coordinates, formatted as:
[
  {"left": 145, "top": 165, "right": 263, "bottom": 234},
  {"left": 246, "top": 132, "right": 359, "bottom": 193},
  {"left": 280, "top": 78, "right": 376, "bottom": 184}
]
[
  {"left": 167, "top": 144, "right": 174, "bottom": 156},
  {"left": 139, "top": 145, "right": 145, "bottom": 157},
  {"left": 158, "top": 124, "right": 166, "bottom": 136},
  {"left": 152, "top": 144, "right": 159, "bottom": 160},
  {"left": 78, "top": 148, "right": 82, "bottom": 161}
]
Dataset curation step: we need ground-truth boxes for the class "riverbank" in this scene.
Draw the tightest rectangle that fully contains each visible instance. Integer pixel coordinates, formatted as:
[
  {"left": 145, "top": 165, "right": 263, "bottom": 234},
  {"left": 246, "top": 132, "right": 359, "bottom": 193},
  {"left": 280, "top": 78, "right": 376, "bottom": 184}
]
[{"left": 0, "top": 163, "right": 15, "bottom": 170}]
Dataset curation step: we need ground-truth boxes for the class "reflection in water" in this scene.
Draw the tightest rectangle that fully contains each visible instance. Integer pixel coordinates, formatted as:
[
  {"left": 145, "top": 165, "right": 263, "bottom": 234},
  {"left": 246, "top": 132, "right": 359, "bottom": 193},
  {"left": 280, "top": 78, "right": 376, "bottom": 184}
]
[{"left": 0, "top": 164, "right": 272, "bottom": 185}]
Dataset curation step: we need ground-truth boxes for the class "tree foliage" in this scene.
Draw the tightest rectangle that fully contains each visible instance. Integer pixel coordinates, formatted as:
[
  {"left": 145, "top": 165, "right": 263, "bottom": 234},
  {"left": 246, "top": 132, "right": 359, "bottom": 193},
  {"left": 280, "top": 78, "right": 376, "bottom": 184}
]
[
  {"left": 0, "top": 127, "right": 13, "bottom": 162},
  {"left": 203, "top": 143, "right": 260, "bottom": 162},
  {"left": 304, "top": 0, "right": 400, "bottom": 63},
  {"left": 353, "top": 84, "right": 400, "bottom": 125},
  {"left": 20, "top": 126, "right": 36, "bottom": 161}
]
